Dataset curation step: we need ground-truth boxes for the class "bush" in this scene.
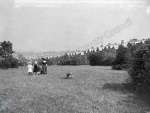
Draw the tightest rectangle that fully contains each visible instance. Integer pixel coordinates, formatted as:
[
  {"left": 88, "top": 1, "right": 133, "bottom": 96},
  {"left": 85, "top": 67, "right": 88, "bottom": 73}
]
[
  {"left": 112, "top": 44, "right": 133, "bottom": 70},
  {"left": 49, "top": 54, "right": 89, "bottom": 66},
  {"left": 0, "top": 60, "right": 11, "bottom": 69},
  {"left": 18, "top": 62, "right": 25, "bottom": 66},
  {"left": 0, "top": 56, "right": 19, "bottom": 69},
  {"left": 10, "top": 57, "right": 19, "bottom": 68},
  {"left": 122, "top": 64, "right": 132, "bottom": 69},
  {"left": 88, "top": 52, "right": 115, "bottom": 66},
  {"left": 102, "top": 57, "right": 115, "bottom": 66},
  {"left": 128, "top": 39, "right": 150, "bottom": 94},
  {"left": 112, "top": 64, "right": 122, "bottom": 70},
  {"left": 88, "top": 52, "right": 103, "bottom": 66}
]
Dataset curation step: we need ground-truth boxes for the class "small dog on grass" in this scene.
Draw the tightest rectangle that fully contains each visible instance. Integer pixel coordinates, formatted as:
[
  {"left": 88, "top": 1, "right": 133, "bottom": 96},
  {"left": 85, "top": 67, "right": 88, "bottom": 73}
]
[
  {"left": 37, "top": 65, "right": 42, "bottom": 75},
  {"left": 66, "top": 72, "right": 73, "bottom": 79}
]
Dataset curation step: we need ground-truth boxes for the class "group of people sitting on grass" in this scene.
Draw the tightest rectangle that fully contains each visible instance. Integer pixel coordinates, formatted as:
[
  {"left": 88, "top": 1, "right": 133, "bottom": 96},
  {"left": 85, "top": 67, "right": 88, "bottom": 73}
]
[{"left": 27, "top": 58, "right": 47, "bottom": 75}]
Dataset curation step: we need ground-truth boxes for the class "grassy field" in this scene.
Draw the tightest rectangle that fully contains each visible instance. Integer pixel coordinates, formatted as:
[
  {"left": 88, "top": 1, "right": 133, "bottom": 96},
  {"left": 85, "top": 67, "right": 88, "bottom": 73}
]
[{"left": 0, "top": 66, "right": 150, "bottom": 113}]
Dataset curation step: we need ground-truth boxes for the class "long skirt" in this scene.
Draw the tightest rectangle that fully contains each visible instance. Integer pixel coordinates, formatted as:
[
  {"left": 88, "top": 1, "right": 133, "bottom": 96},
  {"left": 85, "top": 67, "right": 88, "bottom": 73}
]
[
  {"left": 33, "top": 65, "right": 38, "bottom": 73},
  {"left": 41, "top": 65, "right": 47, "bottom": 74}
]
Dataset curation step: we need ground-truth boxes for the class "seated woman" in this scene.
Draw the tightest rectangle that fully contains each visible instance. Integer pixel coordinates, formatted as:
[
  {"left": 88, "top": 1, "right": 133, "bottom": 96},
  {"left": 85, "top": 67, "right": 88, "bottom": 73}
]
[{"left": 41, "top": 58, "right": 47, "bottom": 74}]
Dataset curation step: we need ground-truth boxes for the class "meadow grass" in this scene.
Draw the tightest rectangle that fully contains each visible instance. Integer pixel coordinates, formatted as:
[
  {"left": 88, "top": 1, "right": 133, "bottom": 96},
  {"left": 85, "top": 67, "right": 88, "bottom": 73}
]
[{"left": 0, "top": 66, "right": 150, "bottom": 113}]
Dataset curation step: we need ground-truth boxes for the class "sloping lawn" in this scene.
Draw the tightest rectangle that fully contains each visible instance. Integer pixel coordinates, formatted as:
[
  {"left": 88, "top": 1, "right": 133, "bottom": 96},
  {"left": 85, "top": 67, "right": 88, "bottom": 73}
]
[{"left": 0, "top": 66, "right": 150, "bottom": 113}]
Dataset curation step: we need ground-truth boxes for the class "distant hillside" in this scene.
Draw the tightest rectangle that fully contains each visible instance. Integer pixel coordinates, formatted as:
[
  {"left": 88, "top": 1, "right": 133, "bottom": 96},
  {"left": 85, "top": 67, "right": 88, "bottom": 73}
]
[{"left": 19, "top": 50, "right": 76, "bottom": 57}]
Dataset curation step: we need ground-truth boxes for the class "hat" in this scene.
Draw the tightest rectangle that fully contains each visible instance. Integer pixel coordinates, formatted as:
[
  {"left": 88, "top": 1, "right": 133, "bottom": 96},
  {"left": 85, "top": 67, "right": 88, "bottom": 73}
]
[
  {"left": 42, "top": 57, "right": 46, "bottom": 60},
  {"left": 34, "top": 61, "right": 37, "bottom": 64},
  {"left": 28, "top": 62, "right": 31, "bottom": 64}
]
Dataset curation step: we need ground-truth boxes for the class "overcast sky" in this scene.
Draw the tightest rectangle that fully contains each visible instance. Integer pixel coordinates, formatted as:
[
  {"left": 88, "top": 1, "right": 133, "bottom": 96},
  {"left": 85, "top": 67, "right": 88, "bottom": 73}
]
[{"left": 0, "top": 0, "right": 150, "bottom": 52}]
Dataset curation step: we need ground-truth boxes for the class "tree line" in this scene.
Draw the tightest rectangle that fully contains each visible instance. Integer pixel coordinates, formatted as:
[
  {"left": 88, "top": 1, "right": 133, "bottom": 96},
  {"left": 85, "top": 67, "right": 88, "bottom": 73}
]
[{"left": 43, "top": 47, "right": 115, "bottom": 66}]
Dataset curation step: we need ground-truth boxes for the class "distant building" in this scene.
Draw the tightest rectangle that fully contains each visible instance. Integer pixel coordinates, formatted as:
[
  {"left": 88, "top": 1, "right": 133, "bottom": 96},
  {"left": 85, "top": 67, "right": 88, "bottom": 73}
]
[
  {"left": 102, "top": 46, "right": 117, "bottom": 58},
  {"left": 80, "top": 52, "right": 85, "bottom": 55},
  {"left": 102, "top": 40, "right": 126, "bottom": 58},
  {"left": 127, "top": 39, "right": 146, "bottom": 45},
  {"left": 105, "top": 43, "right": 120, "bottom": 50}
]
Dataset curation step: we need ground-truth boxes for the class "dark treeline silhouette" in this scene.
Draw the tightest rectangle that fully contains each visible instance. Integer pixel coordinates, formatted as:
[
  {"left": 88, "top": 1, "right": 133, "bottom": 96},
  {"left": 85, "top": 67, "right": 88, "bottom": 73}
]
[{"left": 43, "top": 46, "right": 116, "bottom": 66}]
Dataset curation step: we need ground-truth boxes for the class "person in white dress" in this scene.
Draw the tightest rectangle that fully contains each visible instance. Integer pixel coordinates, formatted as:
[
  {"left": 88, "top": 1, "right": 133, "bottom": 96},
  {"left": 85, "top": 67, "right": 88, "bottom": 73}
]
[{"left": 27, "top": 62, "right": 33, "bottom": 75}]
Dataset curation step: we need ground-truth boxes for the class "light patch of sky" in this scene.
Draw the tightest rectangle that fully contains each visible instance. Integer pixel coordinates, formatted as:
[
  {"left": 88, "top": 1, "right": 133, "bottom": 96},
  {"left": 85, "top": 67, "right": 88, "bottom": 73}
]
[
  {"left": 14, "top": 0, "right": 147, "bottom": 7},
  {"left": 0, "top": 0, "right": 149, "bottom": 52}
]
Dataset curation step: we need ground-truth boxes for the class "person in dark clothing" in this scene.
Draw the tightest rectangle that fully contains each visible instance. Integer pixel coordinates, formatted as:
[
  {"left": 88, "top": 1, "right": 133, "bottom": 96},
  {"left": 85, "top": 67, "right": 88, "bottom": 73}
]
[
  {"left": 33, "top": 61, "right": 38, "bottom": 75},
  {"left": 41, "top": 58, "right": 47, "bottom": 74}
]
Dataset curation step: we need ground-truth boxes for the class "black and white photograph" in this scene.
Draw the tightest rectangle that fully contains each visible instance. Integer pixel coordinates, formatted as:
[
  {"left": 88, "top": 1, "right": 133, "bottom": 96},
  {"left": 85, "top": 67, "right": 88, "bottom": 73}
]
[{"left": 0, "top": 0, "right": 150, "bottom": 113}]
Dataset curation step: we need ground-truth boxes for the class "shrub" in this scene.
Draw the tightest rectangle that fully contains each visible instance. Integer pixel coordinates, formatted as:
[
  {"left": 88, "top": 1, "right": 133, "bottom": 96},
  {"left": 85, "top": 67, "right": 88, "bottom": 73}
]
[
  {"left": 112, "top": 44, "right": 133, "bottom": 70},
  {"left": 88, "top": 52, "right": 115, "bottom": 66},
  {"left": 51, "top": 54, "right": 89, "bottom": 66},
  {"left": 112, "top": 64, "right": 122, "bottom": 70},
  {"left": 0, "top": 56, "right": 19, "bottom": 69},
  {"left": 102, "top": 57, "right": 115, "bottom": 66},
  {"left": 0, "top": 60, "right": 11, "bottom": 69},
  {"left": 88, "top": 52, "right": 103, "bottom": 66},
  {"left": 10, "top": 57, "right": 19, "bottom": 68},
  {"left": 128, "top": 39, "right": 150, "bottom": 94}
]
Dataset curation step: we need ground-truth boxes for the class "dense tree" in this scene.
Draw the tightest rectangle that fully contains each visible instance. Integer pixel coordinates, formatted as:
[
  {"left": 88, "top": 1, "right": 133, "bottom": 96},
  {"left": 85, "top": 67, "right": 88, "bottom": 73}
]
[
  {"left": 115, "top": 45, "right": 128, "bottom": 64},
  {"left": 0, "top": 41, "right": 14, "bottom": 59},
  {"left": 111, "top": 43, "right": 140, "bottom": 70},
  {"left": 88, "top": 52, "right": 103, "bottom": 66},
  {"left": 129, "top": 41, "right": 150, "bottom": 93},
  {"left": 88, "top": 52, "right": 115, "bottom": 66},
  {"left": 0, "top": 41, "right": 19, "bottom": 69}
]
